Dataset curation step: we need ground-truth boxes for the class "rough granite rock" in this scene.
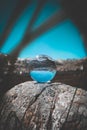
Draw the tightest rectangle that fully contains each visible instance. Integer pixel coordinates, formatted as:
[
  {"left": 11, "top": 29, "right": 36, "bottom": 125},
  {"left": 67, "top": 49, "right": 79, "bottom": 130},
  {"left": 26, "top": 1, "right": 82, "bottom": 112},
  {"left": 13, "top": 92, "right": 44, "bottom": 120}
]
[{"left": 0, "top": 81, "right": 87, "bottom": 130}]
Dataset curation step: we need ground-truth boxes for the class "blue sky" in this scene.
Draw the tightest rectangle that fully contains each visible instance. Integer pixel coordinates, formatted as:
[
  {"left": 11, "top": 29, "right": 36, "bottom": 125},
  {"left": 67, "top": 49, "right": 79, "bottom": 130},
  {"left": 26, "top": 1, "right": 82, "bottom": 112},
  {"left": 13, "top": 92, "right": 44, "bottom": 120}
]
[{"left": 0, "top": 1, "right": 86, "bottom": 60}]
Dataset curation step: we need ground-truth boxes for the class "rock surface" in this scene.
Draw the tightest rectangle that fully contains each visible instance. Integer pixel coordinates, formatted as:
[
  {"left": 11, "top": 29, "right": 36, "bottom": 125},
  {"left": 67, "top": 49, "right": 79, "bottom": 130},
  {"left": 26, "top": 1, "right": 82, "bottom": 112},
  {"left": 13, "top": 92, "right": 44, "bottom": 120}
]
[{"left": 0, "top": 81, "right": 87, "bottom": 130}]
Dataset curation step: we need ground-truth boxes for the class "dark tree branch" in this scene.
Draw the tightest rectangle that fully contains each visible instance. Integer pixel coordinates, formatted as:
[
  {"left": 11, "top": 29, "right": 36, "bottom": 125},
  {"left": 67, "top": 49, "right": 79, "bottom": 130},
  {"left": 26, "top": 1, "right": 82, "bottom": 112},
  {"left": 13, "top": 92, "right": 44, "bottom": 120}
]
[
  {"left": 60, "top": 0, "right": 87, "bottom": 55},
  {"left": 9, "top": 0, "right": 49, "bottom": 58},
  {"left": 26, "top": 0, "right": 48, "bottom": 32},
  {"left": 0, "top": 0, "right": 31, "bottom": 50},
  {"left": 10, "top": 10, "right": 68, "bottom": 58},
  {"left": 0, "top": 0, "right": 48, "bottom": 96}
]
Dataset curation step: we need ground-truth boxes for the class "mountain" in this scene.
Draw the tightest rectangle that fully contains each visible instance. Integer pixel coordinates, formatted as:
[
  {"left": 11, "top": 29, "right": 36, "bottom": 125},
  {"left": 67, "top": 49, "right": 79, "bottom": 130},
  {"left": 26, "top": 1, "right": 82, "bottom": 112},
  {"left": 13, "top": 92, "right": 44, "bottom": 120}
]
[{"left": 0, "top": 53, "right": 87, "bottom": 96}]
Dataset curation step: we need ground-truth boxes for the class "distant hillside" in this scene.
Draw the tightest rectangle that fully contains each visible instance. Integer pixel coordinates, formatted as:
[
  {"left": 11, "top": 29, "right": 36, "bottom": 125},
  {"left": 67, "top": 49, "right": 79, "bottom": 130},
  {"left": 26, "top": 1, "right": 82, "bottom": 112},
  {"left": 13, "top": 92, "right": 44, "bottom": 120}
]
[
  {"left": 15, "top": 57, "right": 87, "bottom": 74},
  {"left": 0, "top": 53, "right": 87, "bottom": 95}
]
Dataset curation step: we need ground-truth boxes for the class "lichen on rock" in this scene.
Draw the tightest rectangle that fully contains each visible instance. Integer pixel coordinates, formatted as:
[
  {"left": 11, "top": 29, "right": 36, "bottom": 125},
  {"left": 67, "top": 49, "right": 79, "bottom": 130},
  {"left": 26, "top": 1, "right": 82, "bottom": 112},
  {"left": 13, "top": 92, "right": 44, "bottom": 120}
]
[{"left": 0, "top": 81, "right": 87, "bottom": 130}]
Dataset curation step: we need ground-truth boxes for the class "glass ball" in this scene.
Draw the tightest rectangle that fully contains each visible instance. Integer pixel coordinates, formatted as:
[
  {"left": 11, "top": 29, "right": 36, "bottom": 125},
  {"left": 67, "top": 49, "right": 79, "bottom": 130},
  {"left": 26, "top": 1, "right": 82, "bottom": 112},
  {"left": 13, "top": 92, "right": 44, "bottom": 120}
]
[{"left": 29, "top": 55, "right": 57, "bottom": 83}]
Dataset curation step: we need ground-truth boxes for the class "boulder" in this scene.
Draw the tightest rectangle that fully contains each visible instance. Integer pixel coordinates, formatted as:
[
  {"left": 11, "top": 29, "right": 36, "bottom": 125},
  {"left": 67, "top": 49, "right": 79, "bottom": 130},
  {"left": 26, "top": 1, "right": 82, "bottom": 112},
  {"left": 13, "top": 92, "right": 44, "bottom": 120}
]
[{"left": 0, "top": 81, "right": 87, "bottom": 130}]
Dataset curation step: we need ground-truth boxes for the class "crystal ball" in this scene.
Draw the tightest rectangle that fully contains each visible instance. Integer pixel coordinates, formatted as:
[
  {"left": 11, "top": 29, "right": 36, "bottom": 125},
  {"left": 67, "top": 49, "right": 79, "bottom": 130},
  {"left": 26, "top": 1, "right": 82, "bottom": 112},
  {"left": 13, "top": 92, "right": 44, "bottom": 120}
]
[{"left": 29, "top": 55, "right": 57, "bottom": 83}]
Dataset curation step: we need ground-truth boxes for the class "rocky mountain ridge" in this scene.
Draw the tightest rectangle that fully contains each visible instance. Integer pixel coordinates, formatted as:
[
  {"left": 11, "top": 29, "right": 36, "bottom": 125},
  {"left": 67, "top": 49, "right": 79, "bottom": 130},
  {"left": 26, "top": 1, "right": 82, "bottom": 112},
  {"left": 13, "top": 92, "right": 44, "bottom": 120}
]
[{"left": 0, "top": 53, "right": 87, "bottom": 95}]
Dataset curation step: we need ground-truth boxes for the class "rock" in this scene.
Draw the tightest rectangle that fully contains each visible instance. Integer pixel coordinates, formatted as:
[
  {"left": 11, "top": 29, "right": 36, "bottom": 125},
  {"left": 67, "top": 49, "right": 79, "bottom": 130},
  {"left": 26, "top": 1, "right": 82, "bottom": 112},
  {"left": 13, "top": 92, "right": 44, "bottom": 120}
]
[{"left": 0, "top": 81, "right": 87, "bottom": 130}]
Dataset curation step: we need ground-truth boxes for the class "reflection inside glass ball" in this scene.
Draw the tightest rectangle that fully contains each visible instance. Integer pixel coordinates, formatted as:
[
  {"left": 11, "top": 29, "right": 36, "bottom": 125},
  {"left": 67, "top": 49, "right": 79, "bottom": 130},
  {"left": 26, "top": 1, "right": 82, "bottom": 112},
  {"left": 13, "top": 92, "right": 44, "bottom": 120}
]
[{"left": 29, "top": 55, "right": 57, "bottom": 83}]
